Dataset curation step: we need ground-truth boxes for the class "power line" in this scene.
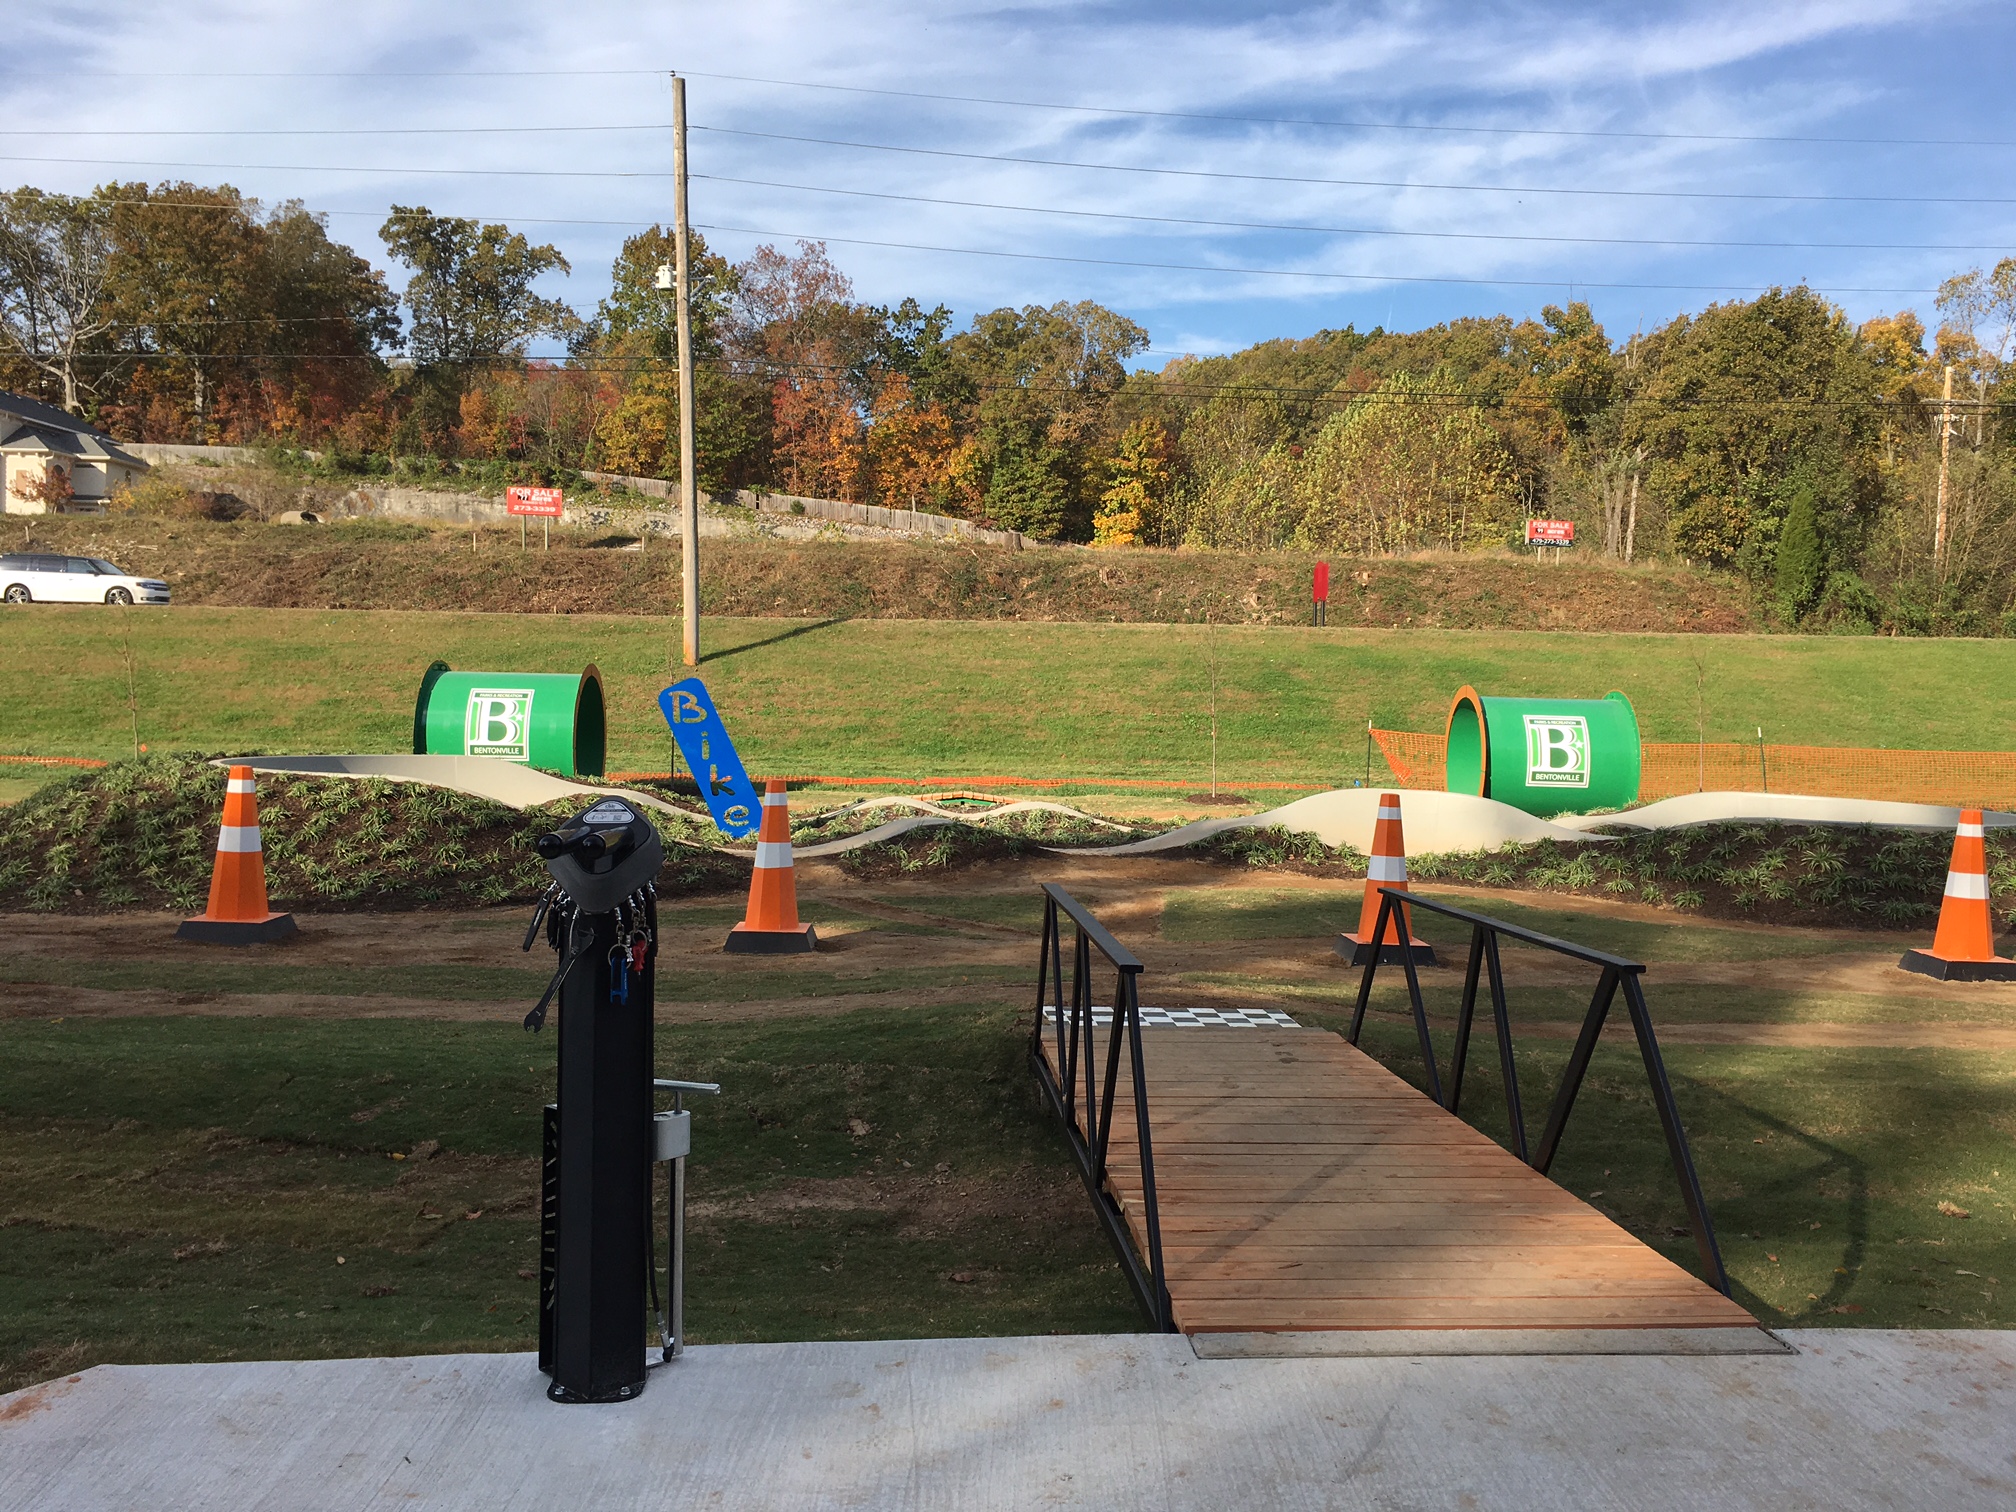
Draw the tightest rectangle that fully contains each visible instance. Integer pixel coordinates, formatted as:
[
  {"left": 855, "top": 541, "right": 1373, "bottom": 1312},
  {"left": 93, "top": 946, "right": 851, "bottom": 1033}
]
[
  {"left": 692, "top": 220, "right": 1940, "bottom": 296},
  {"left": 0, "top": 123, "right": 666, "bottom": 139},
  {"left": 0, "top": 67, "right": 673, "bottom": 79},
  {"left": 692, "top": 172, "right": 2016, "bottom": 255},
  {"left": 674, "top": 70, "right": 2016, "bottom": 153},
  {"left": 6, "top": 180, "right": 1950, "bottom": 295},
  {"left": 1, "top": 62, "right": 2005, "bottom": 151},
  {"left": 692, "top": 126, "right": 2016, "bottom": 207},
  {"left": 7, "top": 135, "right": 2007, "bottom": 208},
  {"left": 61, "top": 195, "right": 674, "bottom": 231},
  {"left": 72, "top": 185, "right": 2016, "bottom": 256},
  {"left": 0, "top": 152, "right": 657, "bottom": 180}
]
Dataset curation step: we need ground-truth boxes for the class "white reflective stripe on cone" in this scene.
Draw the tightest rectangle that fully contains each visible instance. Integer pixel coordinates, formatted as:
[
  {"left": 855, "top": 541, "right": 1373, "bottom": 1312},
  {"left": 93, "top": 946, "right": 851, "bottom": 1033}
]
[
  {"left": 753, "top": 841, "right": 794, "bottom": 868},
  {"left": 1945, "top": 871, "right": 1990, "bottom": 900},
  {"left": 217, "top": 825, "right": 263, "bottom": 853},
  {"left": 762, "top": 793, "right": 790, "bottom": 807},
  {"left": 1367, "top": 855, "right": 1408, "bottom": 882},
  {"left": 1377, "top": 806, "right": 1402, "bottom": 820},
  {"left": 1959, "top": 823, "right": 1986, "bottom": 838},
  {"left": 227, "top": 779, "right": 256, "bottom": 794}
]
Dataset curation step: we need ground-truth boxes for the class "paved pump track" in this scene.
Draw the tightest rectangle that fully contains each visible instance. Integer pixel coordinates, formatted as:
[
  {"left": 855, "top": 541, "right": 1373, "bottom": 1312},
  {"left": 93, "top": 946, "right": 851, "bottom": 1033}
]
[{"left": 230, "top": 756, "right": 2016, "bottom": 861}]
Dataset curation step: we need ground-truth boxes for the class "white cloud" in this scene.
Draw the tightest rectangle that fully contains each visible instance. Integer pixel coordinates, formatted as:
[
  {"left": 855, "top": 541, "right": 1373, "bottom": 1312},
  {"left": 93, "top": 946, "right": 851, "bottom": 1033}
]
[{"left": 0, "top": 0, "right": 1999, "bottom": 349}]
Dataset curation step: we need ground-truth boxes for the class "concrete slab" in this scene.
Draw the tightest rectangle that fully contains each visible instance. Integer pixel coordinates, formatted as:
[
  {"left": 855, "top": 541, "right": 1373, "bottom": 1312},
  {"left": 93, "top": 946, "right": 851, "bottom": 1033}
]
[{"left": 5, "top": 1332, "right": 2014, "bottom": 1510}]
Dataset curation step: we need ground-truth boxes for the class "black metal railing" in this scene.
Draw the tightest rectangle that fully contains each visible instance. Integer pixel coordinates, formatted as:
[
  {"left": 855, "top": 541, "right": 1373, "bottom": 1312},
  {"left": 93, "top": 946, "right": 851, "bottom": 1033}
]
[
  {"left": 1350, "top": 885, "right": 1731, "bottom": 1296},
  {"left": 1028, "top": 883, "right": 1174, "bottom": 1331}
]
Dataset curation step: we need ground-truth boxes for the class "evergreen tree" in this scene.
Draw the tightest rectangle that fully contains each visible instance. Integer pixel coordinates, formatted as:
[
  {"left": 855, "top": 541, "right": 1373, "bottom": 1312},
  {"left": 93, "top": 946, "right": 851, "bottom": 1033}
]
[{"left": 1774, "top": 485, "right": 1826, "bottom": 623}]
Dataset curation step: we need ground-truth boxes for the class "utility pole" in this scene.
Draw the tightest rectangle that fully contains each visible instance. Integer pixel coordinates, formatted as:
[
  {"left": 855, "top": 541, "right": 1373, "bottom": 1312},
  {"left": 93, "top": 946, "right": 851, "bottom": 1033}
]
[
  {"left": 1933, "top": 363, "right": 1954, "bottom": 581},
  {"left": 671, "top": 72, "right": 700, "bottom": 667}
]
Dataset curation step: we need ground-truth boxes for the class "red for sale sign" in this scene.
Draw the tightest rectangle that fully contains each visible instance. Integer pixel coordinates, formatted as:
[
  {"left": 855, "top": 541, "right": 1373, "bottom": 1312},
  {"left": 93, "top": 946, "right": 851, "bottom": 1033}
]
[
  {"left": 1524, "top": 519, "right": 1574, "bottom": 546},
  {"left": 1313, "top": 561, "right": 1330, "bottom": 603},
  {"left": 506, "top": 486, "right": 565, "bottom": 517}
]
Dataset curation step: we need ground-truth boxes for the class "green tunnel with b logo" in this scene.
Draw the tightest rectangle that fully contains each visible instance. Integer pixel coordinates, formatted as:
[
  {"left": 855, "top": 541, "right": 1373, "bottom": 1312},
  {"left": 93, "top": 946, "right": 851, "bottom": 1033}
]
[
  {"left": 413, "top": 662, "right": 606, "bottom": 778},
  {"left": 1443, "top": 685, "right": 1641, "bottom": 817}
]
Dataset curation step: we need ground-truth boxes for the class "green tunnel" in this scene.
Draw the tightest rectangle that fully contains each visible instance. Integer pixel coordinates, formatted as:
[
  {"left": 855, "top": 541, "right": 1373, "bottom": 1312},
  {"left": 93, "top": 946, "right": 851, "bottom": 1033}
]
[
  {"left": 1444, "top": 685, "right": 1641, "bottom": 818},
  {"left": 413, "top": 661, "right": 606, "bottom": 778}
]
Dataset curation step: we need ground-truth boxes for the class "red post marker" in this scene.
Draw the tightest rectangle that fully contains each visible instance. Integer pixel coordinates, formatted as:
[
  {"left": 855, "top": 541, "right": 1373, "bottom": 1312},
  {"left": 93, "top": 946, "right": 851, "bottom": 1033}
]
[{"left": 1313, "top": 561, "right": 1330, "bottom": 626}]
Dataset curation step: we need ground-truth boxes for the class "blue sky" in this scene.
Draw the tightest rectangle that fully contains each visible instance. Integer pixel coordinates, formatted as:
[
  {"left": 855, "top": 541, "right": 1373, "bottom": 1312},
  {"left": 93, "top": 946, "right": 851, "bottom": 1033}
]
[{"left": 5, "top": 0, "right": 2014, "bottom": 363}]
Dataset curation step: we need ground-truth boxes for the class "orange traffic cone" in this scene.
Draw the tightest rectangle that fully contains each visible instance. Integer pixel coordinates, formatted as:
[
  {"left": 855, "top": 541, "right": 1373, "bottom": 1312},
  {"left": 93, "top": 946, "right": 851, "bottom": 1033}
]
[
  {"left": 176, "top": 766, "right": 298, "bottom": 944},
  {"left": 1335, "top": 792, "right": 1435, "bottom": 967},
  {"left": 1899, "top": 809, "right": 2015, "bottom": 981},
  {"left": 725, "top": 778, "right": 818, "bottom": 954}
]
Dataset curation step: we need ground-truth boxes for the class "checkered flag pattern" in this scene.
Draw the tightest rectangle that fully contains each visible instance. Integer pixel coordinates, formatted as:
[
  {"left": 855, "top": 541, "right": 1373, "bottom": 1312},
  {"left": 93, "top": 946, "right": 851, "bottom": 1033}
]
[{"left": 1041, "top": 1004, "right": 1302, "bottom": 1030}]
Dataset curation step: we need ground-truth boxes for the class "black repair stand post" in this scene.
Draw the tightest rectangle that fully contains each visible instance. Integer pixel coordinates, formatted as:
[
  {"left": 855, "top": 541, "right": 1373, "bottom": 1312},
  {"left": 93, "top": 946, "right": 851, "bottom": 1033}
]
[
  {"left": 529, "top": 797, "right": 718, "bottom": 1405},
  {"left": 543, "top": 909, "right": 653, "bottom": 1403}
]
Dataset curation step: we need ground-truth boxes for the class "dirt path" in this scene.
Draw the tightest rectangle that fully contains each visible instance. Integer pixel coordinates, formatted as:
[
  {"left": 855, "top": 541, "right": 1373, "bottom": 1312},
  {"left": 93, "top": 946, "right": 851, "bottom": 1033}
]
[{"left": 5, "top": 869, "right": 2003, "bottom": 1043}]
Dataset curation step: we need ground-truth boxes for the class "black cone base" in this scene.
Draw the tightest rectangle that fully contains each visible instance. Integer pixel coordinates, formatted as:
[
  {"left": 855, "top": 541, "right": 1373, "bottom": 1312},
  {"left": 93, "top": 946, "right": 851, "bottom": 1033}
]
[
  {"left": 724, "top": 923, "right": 819, "bottom": 955},
  {"left": 1898, "top": 949, "right": 2016, "bottom": 982},
  {"left": 176, "top": 912, "right": 298, "bottom": 945},
  {"left": 1336, "top": 933, "right": 1437, "bottom": 967}
]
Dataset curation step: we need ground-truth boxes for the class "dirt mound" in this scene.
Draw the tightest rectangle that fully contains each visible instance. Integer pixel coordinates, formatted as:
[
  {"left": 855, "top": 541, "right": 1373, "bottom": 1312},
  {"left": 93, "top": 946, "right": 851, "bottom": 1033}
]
[{"left": 13, "top": 514, "right": 1760, "bottom": 630}]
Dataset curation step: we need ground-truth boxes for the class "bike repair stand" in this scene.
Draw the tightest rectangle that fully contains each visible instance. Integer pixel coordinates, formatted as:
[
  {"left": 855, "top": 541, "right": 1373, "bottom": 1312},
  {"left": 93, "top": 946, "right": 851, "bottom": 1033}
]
[{"left": 523, "top": 798, "right": 718, "bottom": 1404}]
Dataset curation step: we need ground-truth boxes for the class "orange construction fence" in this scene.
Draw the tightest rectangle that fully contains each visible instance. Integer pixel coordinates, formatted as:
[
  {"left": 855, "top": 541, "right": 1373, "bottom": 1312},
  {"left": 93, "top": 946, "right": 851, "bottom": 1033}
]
[
  {"left": 1370, "top": 729, "right": 2016, "bottom": 810},
  {"left": 0, "top": 754, "right": 109, "bottom": 769}
]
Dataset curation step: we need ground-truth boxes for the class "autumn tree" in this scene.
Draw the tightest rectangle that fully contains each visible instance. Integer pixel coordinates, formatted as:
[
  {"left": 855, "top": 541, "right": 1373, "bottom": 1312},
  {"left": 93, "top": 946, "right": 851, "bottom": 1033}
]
[
  {"left": 724, "top": 240, "right": 876, "bottom": 499},
  {"left": 1292, "top": 370, "right": 1520, "bottom": 553},
  {"left": 1624, "top": 286, "right": 1882, "bottom": 570},
  {"left": 102, "top": 183, "right": 266, "bottom": 440},
  {"left": 1093, "top": 418, "right": 1171, "bottom": 547},
  {"left": 582, "top": 226, "right": 768, "bottom": 489},
  {"left": 379, "top": 207, "right": 575, "bottom": 445},
  {"left": 1936, "top": 260, "right": 2016, "bottom": 378},
  {"left": 1155, "top": 388, "right": 1297, "bottom": 548},
  {"left": 381, "top": 207, "right": 575, "bottom": 366},
  {"left": 96, "top": 183, "right": 397, "bottom": 444},
  {"left": 0, "top": 187, "right": 117, "bottom": 412},
  {"left": 949, "top": 300, "right": 1147, "bottom": 538}
]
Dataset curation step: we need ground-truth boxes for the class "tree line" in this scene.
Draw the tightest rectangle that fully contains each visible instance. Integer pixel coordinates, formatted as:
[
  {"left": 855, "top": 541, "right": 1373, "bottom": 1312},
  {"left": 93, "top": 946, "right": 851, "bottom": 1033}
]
[{"left": 2, "top": 180, "right": 2011, "bottom": 632}]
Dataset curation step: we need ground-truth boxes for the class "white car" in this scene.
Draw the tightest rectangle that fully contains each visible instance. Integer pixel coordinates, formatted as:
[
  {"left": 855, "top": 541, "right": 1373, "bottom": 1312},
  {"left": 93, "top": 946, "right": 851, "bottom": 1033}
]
[{"left": 0, "top": 552, "right": 171, "bottom": 605}]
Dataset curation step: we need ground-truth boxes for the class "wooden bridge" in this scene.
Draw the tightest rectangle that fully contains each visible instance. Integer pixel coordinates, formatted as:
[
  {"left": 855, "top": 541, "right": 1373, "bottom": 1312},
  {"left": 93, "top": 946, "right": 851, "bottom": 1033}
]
[{"left": 1031, "top": 885, "right": 1757, "bottom": 1339}]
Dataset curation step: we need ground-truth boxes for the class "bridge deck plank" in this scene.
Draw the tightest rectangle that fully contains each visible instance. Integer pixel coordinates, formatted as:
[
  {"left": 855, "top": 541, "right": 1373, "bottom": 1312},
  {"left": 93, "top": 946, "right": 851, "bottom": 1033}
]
[{"left": 1039, "top": 1025, "right": 1754, "bottom": 1335}]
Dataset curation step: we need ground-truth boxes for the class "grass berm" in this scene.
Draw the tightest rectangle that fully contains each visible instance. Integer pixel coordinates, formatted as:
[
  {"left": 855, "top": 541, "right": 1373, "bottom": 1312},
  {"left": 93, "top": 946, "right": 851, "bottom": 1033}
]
[
  {"left": 3, "top": 756, "right": 2011, "bottom": 933},
  {"left": 8, "top": 512, "right": 1760, "bottom": 629},
  {"left": 6, "top": 607, "right": 2014, "bottom": 781}
]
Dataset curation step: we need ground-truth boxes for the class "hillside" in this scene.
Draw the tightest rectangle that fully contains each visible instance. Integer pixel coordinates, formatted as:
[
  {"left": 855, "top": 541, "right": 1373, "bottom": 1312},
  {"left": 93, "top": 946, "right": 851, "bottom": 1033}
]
[
  {"left": 7, "top": 514, "right": 1759, "bottom": 631},
  {"left": 6, "top": 606, "right": 2010, "bottom": 776}
]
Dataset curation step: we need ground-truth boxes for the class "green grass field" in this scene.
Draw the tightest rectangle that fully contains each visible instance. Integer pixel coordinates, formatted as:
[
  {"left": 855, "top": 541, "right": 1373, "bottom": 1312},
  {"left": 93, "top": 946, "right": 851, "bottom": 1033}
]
[
  {"left": 0, "top": 1008, "right": 1138, "bottom": 1392},
  {"left": 4, "top": 606, "right": 2015, "bottom": 783},
  {"left": 5, "top": 878, "right": 2014, "bottom": 1394}
]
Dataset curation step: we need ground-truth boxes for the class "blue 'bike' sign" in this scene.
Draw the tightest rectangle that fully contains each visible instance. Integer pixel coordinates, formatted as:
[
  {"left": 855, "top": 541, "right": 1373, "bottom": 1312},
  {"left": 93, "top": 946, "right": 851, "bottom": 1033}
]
[{"left": 656, "top": 678, "right": 760, "bottom": 839}]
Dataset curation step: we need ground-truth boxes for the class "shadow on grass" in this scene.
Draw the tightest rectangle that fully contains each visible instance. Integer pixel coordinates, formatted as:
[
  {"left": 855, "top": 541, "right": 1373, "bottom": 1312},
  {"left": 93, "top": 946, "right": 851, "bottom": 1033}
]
[
  {"left": 1671, "top": 1074, "right": 1868, "bottom": 1322},
  {"left": 703, "top": 617, "right": 850, "bottom": 666}
]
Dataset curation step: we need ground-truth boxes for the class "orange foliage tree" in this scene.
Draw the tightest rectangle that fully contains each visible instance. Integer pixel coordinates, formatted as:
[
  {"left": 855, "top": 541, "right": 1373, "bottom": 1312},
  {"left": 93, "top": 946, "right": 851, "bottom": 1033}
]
[{"left": 864, "top": 373, "right": 961, "bottom": 509}]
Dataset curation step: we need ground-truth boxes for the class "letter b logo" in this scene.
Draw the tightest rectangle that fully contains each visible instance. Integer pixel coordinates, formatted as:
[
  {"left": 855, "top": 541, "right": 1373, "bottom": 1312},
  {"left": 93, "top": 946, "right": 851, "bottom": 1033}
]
[
  {"left": 1524, "top": 715, "right": 1589, "bottom": 788},
  {"left": 466, "top": 688, "right": 534, "bottom": 760}
]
